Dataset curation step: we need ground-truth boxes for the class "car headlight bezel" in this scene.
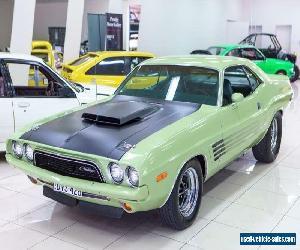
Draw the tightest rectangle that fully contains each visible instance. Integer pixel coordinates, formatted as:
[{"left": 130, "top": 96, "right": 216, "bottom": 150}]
[
  {"left": 108, "top": 163, "right": 124, "bottom": 184},
  {"left": 12, "top": 141, "right": 23, "bottom": 158},
  {"left": 23, "top": 144, "right": 34, "bottom": 162},
  {"left": 126, "top": 166, "right": 139, "bottom": 187}
]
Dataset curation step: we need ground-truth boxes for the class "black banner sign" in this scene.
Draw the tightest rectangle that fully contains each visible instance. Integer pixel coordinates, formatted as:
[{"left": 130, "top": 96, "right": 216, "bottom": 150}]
[{"left": 106, "top": 13, "right": 123, "bottom": 51}]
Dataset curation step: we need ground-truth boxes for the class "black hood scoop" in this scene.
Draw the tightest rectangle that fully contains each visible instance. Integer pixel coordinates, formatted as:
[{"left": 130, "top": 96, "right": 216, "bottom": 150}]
[
  {"left": 21, "top": 95, "right": 200, "bottom": 160},
  {"left": 82, "top": 101, "right": 159, "bottom": 126}
]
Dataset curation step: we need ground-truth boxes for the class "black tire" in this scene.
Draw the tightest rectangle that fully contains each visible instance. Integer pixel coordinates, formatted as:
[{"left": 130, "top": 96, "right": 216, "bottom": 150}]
[
  {"left": 159, "top": 159, "right": 203, "bottom": 230},
  {"left": 290, "top": 65, "right": 299, "bottom": 82},
  {"left": 252, "top": 112, "right": 282, "bottom": 163}
]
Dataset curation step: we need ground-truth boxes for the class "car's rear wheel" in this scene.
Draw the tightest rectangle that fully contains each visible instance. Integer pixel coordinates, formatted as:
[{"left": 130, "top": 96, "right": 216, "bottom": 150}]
[
  {"left": 252, "top": 112, "right": 282, "bottom": 163},
  {"left": 159, "top": 159, "right": 203, "bottom": 230},
  {"left": 290, "top": 65, "right": 299, "bottom": 82},
  {"left": 276, "top": 70, "right": 286, "bottom": 75}
]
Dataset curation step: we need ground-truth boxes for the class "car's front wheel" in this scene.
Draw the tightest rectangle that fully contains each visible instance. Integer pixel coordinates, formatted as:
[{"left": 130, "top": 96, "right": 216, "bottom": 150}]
[
  {"left": 159, "top": 159, "right": 203, "bottom": 230},
  {"left": 252, "top": 112, "right": 282, "bottom": 163}
]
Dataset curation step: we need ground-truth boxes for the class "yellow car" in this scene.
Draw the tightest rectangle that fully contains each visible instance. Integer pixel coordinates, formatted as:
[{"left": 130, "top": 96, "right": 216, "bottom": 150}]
[
  {"left": 61, "top": 51, "right": 155, "bottom": 88},
  {"left": 31, "top": 41, "right": 55, "bottom": 69}
]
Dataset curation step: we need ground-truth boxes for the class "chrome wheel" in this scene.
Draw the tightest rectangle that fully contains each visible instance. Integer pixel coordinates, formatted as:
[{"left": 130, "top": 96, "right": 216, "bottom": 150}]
[
  {"left": 178, "top": 167, "right": 199, "bottom": 218},
  {"left": 270, "top": 118, "right": 278, "bottom": 153}
]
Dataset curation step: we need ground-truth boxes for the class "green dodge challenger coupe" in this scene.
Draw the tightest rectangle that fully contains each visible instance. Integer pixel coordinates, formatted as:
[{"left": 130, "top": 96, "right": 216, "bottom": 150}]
[
  {"left": 6, "top": 56, "right": 293, "bottom": 230},
  {"left": 199, "top": 44, "right": 295, "bottom": 80}
]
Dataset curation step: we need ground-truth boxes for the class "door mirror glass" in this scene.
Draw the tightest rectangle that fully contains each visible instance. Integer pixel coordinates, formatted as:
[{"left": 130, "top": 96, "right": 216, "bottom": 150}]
[{"left": 232, "top": 93, "right": 244, "bottom": 103}]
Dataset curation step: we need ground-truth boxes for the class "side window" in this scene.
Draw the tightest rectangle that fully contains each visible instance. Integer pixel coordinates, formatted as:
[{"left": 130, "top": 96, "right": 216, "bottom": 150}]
[
  {"left": 243, "top": 66, "right": 261, "bottom": 90},
  {"left": 240, "top": 48, "right": 264, "bottom": 61},
  {"left": 6, "top": 62, "right": 74, "bottom": 98},
  {"left": 223, "top": 66, "right": 252, "bottom": 106},
  {"left": 227, "top": 49, "right": 241, "bottom": 57},
  {"left": 86, "top": 57, "right": 126, "bottom": 76}
]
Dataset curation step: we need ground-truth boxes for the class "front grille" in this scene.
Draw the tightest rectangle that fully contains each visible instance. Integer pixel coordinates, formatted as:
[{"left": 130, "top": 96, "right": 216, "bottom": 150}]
[{"left": 34, "top": 151, "right": 105, "bottom": 183}]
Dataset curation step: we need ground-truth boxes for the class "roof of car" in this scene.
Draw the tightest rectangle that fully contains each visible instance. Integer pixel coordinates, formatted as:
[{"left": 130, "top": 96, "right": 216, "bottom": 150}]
[
  {"left": 141, "top": 55, "right": 252, "bottom": 71},
  {"left": 87, "top": 51, "right": 155, "bottom": 58},
  {"left": 0, "top": 52, "right": 44, "bottom": 63},
  {"left": 210, "top": 44, "right": 255, "bottom": 49},
  {"left": 247, "top": 33, "right": 276, "bottom": 36}
]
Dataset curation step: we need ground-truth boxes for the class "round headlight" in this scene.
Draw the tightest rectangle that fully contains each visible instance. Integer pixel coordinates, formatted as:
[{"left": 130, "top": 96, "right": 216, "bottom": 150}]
[
  {"left": 12, "top": 141, "right": 23, "bottom": 158},
  {"left": 127, "top": 167, "right": 139, "bottom": 187},
  {"left": 109, "top": 163, "right": 124, "bottom": 184},
  {"left": 24, "top": 144, "right": 34, "bottom": 161}
]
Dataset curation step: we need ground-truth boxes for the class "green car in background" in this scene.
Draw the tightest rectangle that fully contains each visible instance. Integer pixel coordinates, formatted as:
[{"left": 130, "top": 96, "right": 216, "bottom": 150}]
[
  {"left": 6, "top": 56, "right": 293, "bottom": 230},
  {"left": 206, "top": 44, "right": 295, "bottom": 80}
]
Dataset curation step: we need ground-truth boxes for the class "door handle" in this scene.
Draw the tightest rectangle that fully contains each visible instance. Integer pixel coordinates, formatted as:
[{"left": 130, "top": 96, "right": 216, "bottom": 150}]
[
  {"left": 257, "top": 102, "right": 261, "bottom": 110},
  {"left": 17, "top": 102, "right": 30, "bottom": 108}
]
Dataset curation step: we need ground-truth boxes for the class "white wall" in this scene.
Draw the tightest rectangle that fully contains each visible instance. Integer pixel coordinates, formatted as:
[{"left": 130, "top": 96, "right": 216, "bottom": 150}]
[
  {"left": 33, "top": 1, "right": 68, "bottom": 40},
  {"left": 138, "top": 0, "right": 245, "bottom": 56},
  {"left": 0, "top": 0, "right": 14, "bottom": 50},
  {"left": 241, "top": 0, "right": 300, "bottom": 64}
]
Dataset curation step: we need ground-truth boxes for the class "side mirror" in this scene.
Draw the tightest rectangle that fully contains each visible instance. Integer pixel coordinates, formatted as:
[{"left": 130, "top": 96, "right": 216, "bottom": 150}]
[{"left": 232, "top": 93, "right": 244, "bottom": 103}]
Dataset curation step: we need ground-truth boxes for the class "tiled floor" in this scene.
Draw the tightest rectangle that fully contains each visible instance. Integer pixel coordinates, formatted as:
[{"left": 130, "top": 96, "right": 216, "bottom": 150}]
[{"left": 1, "top": 83, "right": 300, "bottom": 250}]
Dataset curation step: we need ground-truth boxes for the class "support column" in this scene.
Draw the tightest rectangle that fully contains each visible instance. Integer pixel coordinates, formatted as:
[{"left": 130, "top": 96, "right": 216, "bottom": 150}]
[
  {"left": 64, "top": 0, "right": 85, "bottom": 63},
  {"left": 10, "top": 0, "right": 36, "bottom": 54}
]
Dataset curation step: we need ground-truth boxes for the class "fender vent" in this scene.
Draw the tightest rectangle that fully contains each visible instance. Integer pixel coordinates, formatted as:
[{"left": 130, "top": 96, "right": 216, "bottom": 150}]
[{"left": 212, "top": 139, "right": 226, "bottom": 161}]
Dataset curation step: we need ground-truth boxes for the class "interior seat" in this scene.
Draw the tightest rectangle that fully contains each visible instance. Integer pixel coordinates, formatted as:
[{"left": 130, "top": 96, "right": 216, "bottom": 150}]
[{"left": 223, "top": 79, "right": 233, "bottom": 106}]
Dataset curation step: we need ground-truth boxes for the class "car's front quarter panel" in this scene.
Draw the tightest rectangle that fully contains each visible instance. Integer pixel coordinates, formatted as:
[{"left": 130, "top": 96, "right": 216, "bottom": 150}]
[{"left": 120, "top": 105, "right": 223, "bottom": 210}]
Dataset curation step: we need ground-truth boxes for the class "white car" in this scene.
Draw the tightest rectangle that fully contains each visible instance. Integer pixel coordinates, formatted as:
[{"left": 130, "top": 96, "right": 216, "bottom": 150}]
[{"left": 0, "top": 53, "right": 100, "bottom": 151}]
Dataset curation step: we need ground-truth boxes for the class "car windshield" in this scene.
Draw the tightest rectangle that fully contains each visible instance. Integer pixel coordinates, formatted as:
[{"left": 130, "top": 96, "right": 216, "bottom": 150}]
[
  {"left": 207, "top": 47, "right": 226, "bottom": 55},
  {"left": 115, "top": 65, "right": 219, "bottom": 106}
]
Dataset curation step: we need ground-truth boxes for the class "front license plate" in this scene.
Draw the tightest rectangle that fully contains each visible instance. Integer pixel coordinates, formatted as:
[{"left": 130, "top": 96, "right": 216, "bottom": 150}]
[{"left": 53, "top": 183, "right": 82, "bottom": 197}]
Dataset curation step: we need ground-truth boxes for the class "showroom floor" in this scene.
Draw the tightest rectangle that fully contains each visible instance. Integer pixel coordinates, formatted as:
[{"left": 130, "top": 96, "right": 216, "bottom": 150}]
[{"left": 0, "top": 83, "right": 300, "bottom": 250}]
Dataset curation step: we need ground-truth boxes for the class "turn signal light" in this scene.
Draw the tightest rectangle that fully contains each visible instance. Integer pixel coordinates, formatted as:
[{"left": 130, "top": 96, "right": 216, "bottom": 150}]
[
  {"left": 27, "top": 175, "right": 38, "bottom": 184},
  {"left": 156, "top": 172, "right": 168, "bottom": 182},
  {"left": 123, "top": 202, "right": 132, "bottom": 212}
]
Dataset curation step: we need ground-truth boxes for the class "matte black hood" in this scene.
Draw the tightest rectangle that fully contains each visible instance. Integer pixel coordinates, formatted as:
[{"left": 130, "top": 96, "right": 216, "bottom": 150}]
[{"left": 21, "top": 95, "right": 200, "bottom": 160}]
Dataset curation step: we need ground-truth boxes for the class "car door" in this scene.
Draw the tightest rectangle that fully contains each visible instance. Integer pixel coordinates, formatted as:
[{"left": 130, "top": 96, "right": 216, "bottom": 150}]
[
  {"left": 240, "top": 48, "right": 269, "bottom": 73},
  {"left": 236, "top": 66, "right": 265, "bottom": 148},
  {"left": 218, "top": 66, "right": 263, "bottom": 167},
  {"left": 85, "top": 56, "right": 126, "bottom": 88},
  {"left": 0, "top": 61, "right": 14, "bottom": 148},
  {"left": 4, "top": 59, "right": 80, "bottom": 130},
  {"left": 216, "top": 67, "right": 243, "bottom": 167}
]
